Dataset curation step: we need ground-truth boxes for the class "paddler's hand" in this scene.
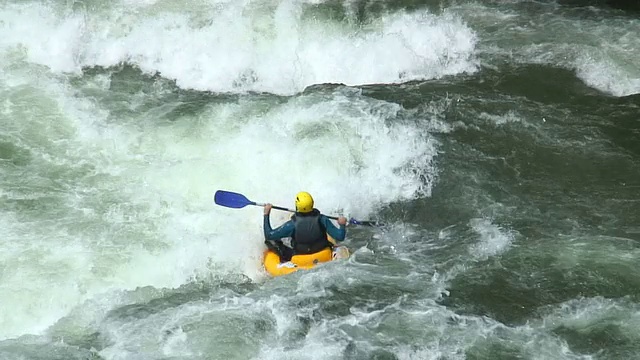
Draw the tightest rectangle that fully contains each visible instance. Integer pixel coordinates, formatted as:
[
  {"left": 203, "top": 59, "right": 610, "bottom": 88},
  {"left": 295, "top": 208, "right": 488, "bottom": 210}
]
[
  {"left": 338, "top": 216, "right": 347, "bottom": 226},
  {"left": 264, "top": 203, "right": 272, "bottom": 215}
]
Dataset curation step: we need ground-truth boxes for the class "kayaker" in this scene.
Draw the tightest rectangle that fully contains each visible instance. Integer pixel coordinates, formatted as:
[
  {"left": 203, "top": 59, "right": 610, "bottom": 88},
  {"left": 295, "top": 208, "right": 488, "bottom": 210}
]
[{"left": 263, "top": 191, "right": 347, "bottom": 268}]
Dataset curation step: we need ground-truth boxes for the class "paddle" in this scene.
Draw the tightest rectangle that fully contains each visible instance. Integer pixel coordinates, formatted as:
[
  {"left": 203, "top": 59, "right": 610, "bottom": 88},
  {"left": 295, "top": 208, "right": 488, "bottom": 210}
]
[{"left": 214, "top": 190, "right": 380, "bottom": 226}]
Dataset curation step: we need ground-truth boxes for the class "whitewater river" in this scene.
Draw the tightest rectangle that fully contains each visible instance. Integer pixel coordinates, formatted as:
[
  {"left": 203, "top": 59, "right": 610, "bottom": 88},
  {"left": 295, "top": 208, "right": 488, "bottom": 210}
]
[{"left": 1, "top": 0, "right": 639, "bottom": 359}]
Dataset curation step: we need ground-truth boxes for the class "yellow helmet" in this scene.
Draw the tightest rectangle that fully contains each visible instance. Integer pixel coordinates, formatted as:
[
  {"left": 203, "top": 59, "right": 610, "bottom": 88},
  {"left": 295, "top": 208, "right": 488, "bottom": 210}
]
[{"left": 295, "top": 191, "right": 314, "bottom": 213}]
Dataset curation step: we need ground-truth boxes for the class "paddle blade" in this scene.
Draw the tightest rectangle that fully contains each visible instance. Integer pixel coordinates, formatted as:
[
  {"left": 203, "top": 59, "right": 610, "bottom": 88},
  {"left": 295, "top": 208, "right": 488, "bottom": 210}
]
[{"left": 214, "top": 190, "right": 254, "bottom": 209}]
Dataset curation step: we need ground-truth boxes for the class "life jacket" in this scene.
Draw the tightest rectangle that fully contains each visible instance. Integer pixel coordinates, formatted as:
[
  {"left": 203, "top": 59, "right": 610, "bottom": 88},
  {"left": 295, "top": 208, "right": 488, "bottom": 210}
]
[{"left": 292, "top": 209, "right": 332, "bottom": 254}]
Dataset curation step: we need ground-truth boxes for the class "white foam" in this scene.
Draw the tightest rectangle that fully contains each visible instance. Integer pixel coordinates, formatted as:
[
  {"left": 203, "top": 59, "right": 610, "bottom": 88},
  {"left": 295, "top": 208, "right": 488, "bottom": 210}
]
[
  {"left": 520, "top": 40, "right": 640, "bottom": 97},
  {"left": 540, "top": 296, "right": 640, "bottom": 336},
  {"left": 252, "top": 290, "right": 592, "bottom": 360},
  {"left": 452, "top": 2, "right": 640, "bottom": 96},
  {"left": 469, "top": 218, "right": 514, "bottom": 261},
  {"left": 0, "top": 0, "right": 449, "bottom": 345},
  {"left": 0, "top": 68, "right": 435, "bottom": 341},
  {"left": 0, "top": 2, "right": 477, "bottom": 95},
  {"left": 478, "top": 111, "right": 525, "bottom": 126},
  {"left": 574, "top": 48, "right": 640, "bottom": 97},
  {"left": 78, "top": 252, "right": 603, "bottom": 360}
]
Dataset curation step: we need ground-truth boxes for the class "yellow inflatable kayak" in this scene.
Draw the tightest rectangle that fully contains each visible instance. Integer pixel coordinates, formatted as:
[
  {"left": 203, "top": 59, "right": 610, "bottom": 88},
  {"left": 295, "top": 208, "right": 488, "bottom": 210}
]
[{"left": 263, "top": 245, "right": 350, "bottom": 277}]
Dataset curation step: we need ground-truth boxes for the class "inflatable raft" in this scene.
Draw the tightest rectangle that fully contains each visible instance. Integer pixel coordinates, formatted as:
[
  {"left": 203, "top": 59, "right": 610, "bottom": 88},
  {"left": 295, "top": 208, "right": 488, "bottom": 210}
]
[{"left": 263, "top": 244, "right": 350, "bottom": 277}]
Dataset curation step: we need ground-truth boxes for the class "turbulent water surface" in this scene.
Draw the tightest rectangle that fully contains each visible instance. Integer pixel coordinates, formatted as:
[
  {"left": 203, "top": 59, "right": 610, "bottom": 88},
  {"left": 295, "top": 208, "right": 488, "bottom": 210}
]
[{"left": 1, "top": 0, "right": 639, "bottom": 359}]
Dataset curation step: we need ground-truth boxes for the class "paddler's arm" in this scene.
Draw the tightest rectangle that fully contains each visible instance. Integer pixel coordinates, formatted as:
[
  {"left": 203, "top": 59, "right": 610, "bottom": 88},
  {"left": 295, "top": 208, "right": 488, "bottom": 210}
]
[
  {"left": 321, "top": 215, "right": 347, "bottom": 242},
  {"left": 263, "top": 203, "right": 295, "bottom": 240}
]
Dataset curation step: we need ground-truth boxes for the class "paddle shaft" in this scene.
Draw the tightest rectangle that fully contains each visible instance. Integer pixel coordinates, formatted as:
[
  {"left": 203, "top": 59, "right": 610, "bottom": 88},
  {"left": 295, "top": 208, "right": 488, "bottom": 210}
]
[{"left": 256, "top": 202, "right": 343, "bottom": 222}]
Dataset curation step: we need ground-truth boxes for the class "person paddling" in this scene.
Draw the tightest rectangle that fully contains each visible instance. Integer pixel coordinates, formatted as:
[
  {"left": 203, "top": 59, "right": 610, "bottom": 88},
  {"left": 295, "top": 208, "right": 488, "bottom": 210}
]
[{"left": 263, "top": 191, "right": 347, "bottom": 268}]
